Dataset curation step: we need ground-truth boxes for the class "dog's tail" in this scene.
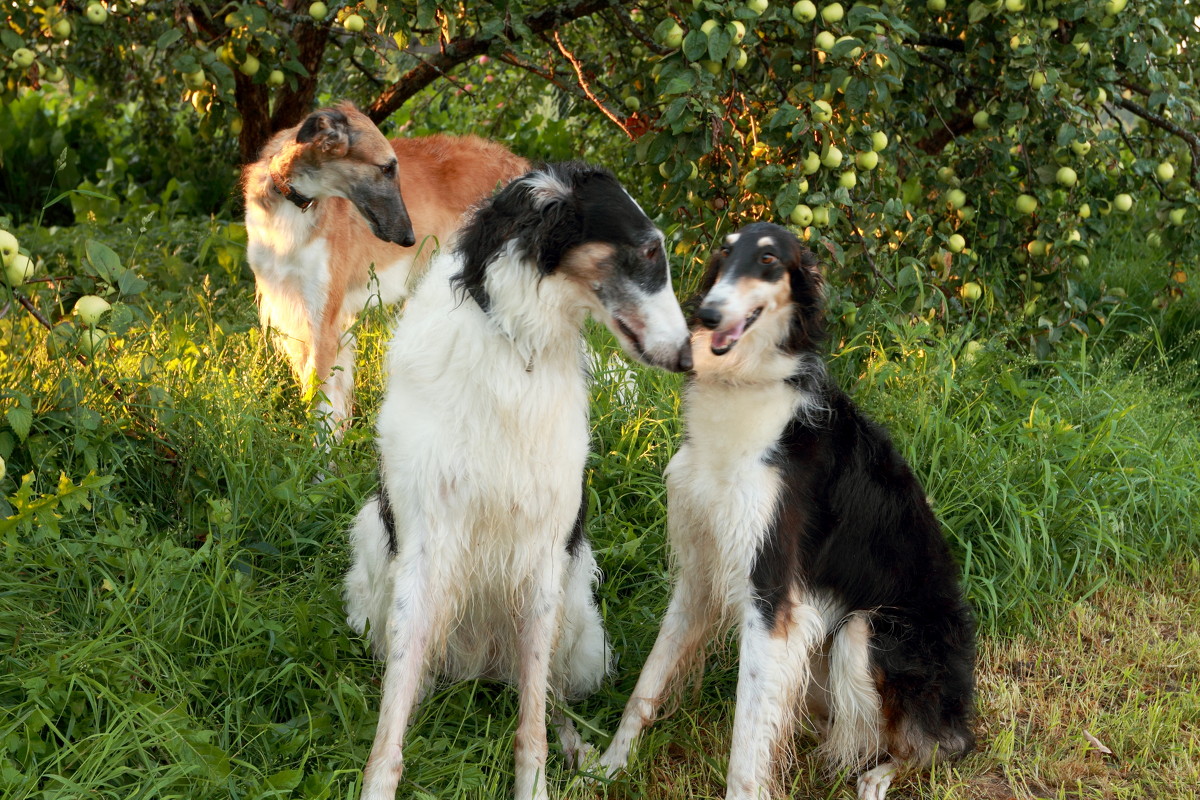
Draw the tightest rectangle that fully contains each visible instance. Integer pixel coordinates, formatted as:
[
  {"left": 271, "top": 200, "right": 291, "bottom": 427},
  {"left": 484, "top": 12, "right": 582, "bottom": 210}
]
[
  {"left": 818, "top": 612, "right": 883, "bottom": 772},
  {"left": 344, "top": 494, "right": 395, "bottom": 659},
  {"left": 550, "top": 541, "right": 611, "bottom": 700}
]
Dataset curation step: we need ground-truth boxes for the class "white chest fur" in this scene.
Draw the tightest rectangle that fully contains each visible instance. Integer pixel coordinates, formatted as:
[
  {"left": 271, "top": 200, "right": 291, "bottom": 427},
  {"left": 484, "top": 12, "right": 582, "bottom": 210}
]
[{"left": 666, "top": 379, "right": 804, "bottom": 612}]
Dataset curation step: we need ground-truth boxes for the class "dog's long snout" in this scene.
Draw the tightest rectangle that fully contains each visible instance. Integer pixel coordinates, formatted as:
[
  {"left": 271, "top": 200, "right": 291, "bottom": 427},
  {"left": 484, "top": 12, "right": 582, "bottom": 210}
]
[
  {"left": 697, "top": 305, "right": 722, "bottom": 330},
  {"left": 676, "top": 341, "right": 694, "bottom": 372}
]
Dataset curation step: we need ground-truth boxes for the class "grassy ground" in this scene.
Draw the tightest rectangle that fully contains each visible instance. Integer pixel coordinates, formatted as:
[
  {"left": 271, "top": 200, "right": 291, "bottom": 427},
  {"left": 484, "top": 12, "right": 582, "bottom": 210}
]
[{"left": 2, "top": 218, "right": 1199, "bottom": 799}]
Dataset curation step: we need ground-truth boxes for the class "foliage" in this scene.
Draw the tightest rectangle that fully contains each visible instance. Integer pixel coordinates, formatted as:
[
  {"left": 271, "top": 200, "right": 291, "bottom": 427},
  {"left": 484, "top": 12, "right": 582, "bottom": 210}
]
[{"left": 3, "top": 0, "right": 1199, "bottom": 351}]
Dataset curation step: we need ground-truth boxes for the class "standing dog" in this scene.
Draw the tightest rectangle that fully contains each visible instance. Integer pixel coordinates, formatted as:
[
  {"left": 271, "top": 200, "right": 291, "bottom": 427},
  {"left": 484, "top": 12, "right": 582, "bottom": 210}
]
[
  {"left": 343, "top": 162, "right": 693, "bottom": 800},
  {"left": 243, "top": 102, "right": 528, "bottom": 431},
  {"left": 597, "top": 223, "right": 975, "bottom": 799}
]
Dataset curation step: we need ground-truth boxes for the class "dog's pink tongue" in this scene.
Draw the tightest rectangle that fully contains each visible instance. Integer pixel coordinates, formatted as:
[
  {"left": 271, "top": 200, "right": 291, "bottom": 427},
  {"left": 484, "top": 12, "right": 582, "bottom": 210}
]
[{"left": 711, "top": 319, "right": 747, "bottom": 352}]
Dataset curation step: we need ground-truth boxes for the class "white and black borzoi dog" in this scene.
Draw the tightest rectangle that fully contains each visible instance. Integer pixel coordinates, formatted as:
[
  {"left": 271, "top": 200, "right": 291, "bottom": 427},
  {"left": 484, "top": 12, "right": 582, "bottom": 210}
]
[
  {"left": 343, "top": 162, "right": 692, "bottom": 800},
  {"left": 596, "top": 222, "right": 975, "bottom": 799}
]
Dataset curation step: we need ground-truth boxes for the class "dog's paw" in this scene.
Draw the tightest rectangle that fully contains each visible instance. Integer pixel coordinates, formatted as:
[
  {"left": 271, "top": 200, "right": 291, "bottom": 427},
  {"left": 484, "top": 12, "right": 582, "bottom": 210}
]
[
  {"left": 577, "top": 746, "right": 628, "bottom": 785},
  {"left": 856, "top": 761, "right": 897, "bottom": 800},
  {"left": 562, "top": 738, "right": 595, "bottom": 772}
]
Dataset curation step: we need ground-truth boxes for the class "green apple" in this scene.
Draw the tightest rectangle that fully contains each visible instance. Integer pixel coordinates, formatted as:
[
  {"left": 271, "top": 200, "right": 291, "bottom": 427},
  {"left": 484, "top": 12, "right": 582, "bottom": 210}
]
[
  {"left": 1027, "top": 240, "right": 1048, "bottom": 256},
  {"left": 730, "top": 21, "right": 746, "bottom": 43},
  {"left": 1073, "top": 254, "right": 1090, "bottom": 268},
  {"left": 814, "top": 30, "right": 836, "bottom": 51},
  {"left": 1089, "top": 87, "right": 1107, "bottom": 105},
  {"left": 1070, "top": 140, "right": 1091, "bottom": 156},
  {"left": 700, "top": 60, "right": 722, "bottom": 75},
  {"left": 795, "top": 178, "right": 809, "bottom": 194},
  {"left": 946, "top": 188, "right": 967, "bottom": 209},
  {"left": 1104, "top": 0, "right": 1126, "bottom": 13},
  {"left": 812, "top": 205, "right": 830, "bottom": 226},
  {"left": 239, "top": 54, "right": 260, "bottom": 76},
  {"left": 746, "top": 0, "right": 770, "bottom": 15},
  {"left": 1147, "top": 231, "right": 1162, "bottom": 247},
  {"left": 184, "top": 68, "right": 206, "bottom": 89},
  {"left": 972, "top": 110, "right": 989, "bottom": 129},
  {"left": 839, "top": 170, "right": 857, "bottom": 189},
  {"left": 855, "top": 150, "right": 879, "bottom": 170},
  {"left": 0, "top": 454, "right": 5, "bottom": 483},
  {"left": 659, "top": 162, "right": 672, "bottom": 179},
  {"left": 1113, "top": 193, "right": 1133, "bottom": 212},
  {"left": 729, "top": 47, "right": 748, "bottom": 70},
  {"left": 1029, "top": 71, "right": 1047, "bottom": 90},
  {"left": 947, "top": 233, "right": 966, "bottom": 253},
  {"left": 86, "top": 3, "right": 108, "bottom": 24},
  {"left": 659, "top": 20, "right": 684, "bottom": 48},
  {"left": 344, "top": 14, "right": 365, "bottom": 32},
  {"left": 835, "top": 36, "right": 861, "bottom": 59},
  {"left": 624, "top": 95, "right": 641, "bottom": 111},
  {"left": 267, "top": 69, "right": 285, "bottom": 87},
  {"left": 74, "top": 295, "right": 112, "bottom": 325},
  {"left": 870, "top": 130, "right": 888, "bottom": 151},
  {"left": 821, "top": 3, "right": 844, "bottom": 24},
  {"left": 1004, "top": 0, "right": 1024, "bottom": 10},
  {"left": 78, "top": 329, "right": 108, "bottom": 357},
  {"left": 1155, "top": 162, "right": 1175, "bottom": 182},
  {"left": 793, "top": 0, "right": 817, "bottom": 22},
  {"left": 1073, "top": 40, "right": 1091, "bottom": 57},
  {"left": 960, "top": 281, "right": 982, "bottom": 302},
  {"left": 822, "top": 145, "right": 843, "bottom": 168},
  {"left": 1015, "top": 193, "right": 1038, "bottom": 214},
  {"left": 802, "top": 151, "right": 822, "bottom": 174},
  {"left": 309, "top": 2, "right": 328, "bottom": 21},
  {"left": 701, "top": 19, "right": 719, "bottom": 35},
  {"left": 43, "top": 64, "right": 64, "bottom": 82},
  {"left": 926, "top": 0, "right": 946, "bottom": 10},
  {"left": 958, "top": 206, "right": 976, "bottom": 223},
  {"left": 1169, "top": 208, "right": 1187, "bottom": 226},
  {"left": 937, "top": 166, "right": 955, "bottom": 182},
  {"left": 1055, "top": 166, "right": 1077, "bottom": 187},
  {"left": 1078, "top": 203, "right": 1091, "bottom": 218},
  {"left": 52, "top": 18, "right": 72, "bottom": 38},
  {"left": 12, "top": 48, "right": 35, "bottom": 68},
  {"left": 4, "top": 253, "right": 35, "bottom": 286},
  {"left": 813, "top": 99, "right": 833, "bottom": 122},
  {"left": 0, "top": 230, "right": 18, "bottom": 266},
  {"left": 790, "top": 204, "right": 814, "bottom": 226},
  {"left": 230, "top": 116, "right": 243, "bottom": 135}
]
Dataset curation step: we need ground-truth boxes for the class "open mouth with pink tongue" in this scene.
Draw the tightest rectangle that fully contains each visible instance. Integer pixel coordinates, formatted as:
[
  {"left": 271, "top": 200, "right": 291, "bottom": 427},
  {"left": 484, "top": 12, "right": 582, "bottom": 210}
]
[{"left": 710, "top": 307, "right": 762, "bottom": 355}]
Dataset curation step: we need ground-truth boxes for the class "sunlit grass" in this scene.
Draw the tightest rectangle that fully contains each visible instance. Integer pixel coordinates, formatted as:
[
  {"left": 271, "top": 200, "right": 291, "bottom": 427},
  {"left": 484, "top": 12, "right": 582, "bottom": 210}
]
[{"left": 2, "top": 219, "right": 1198, "bottom": 799}]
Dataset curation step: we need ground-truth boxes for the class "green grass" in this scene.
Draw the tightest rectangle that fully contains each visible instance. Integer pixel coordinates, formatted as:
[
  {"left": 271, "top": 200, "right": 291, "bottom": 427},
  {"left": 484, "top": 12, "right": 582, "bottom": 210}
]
[{"left": 2, "top": 216, "right": 1199, "bottom": 799}]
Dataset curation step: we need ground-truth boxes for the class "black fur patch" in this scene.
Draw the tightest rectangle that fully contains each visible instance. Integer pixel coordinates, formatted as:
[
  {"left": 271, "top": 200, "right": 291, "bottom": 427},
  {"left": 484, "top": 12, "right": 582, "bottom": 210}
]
[
  {"left": 377, "top": 482, "right": 397, "bottom": 557},
  {"left": 566, "top": 478, "right": 588, "bottom": 558},
  {"left": 451, "top": 161, "right": 663, "bottom": 311},
  {"left": 296, "top": 108, "right": 349, "bottom": 144}
]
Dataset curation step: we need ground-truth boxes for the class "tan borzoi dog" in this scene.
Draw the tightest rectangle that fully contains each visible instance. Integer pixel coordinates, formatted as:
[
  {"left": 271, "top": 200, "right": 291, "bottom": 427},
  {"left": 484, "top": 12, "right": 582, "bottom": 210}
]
[
  {"left": 243, "top": 102, "right": 528, "bottom": 431},
  {"left": 344, "top": 163, "right": 693, "bottom": 800}
]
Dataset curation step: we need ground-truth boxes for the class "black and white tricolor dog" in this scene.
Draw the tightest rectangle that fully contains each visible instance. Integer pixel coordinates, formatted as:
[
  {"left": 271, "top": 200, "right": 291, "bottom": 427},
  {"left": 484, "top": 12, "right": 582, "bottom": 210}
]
[
  {"left": 596, "top": 222, "right": 975, "bottom": 799},
  {"left": 343, "top": 162, "right": 692, "bottom": 800}
]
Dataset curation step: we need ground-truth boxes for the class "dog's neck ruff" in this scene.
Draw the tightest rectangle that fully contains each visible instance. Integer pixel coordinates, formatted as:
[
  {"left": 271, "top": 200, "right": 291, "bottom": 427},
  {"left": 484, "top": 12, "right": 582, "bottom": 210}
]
[{"left": 269, "top": 162, "right": 318, "bottom": 212}]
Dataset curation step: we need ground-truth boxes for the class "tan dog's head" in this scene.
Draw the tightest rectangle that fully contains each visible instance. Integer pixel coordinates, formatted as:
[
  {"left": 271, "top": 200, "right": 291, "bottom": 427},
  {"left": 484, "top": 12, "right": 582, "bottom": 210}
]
[{"left": 275, "top": 103, "right": 415, "bottom": 246}]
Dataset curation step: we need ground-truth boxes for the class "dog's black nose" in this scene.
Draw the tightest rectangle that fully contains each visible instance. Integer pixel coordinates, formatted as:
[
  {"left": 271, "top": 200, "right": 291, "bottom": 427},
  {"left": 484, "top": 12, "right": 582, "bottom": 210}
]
[
  {"left": 677, "top": 343, "right": 693, "bottom": 372},
  {"left": 697, "top": 306, "right": 722, "bottom": 330}
]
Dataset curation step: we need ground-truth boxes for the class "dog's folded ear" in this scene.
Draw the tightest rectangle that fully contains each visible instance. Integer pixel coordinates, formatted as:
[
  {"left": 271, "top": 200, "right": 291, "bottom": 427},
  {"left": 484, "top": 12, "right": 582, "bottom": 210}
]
[{"left": 296, "top": 108, "right": 351, "bottom": 158}]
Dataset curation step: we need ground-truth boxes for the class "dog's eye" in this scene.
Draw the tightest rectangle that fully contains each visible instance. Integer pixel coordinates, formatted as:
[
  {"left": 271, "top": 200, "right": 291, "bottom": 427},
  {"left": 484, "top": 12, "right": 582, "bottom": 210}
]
[
  {"left": 760, "top": 253, "right": 777, "bottom": 265},
  {"left": 719, "top": 246, "right": 731, "bottom": 256},
  {"left": 379, "top": 162, "right": 397, "bottom": 178},
  {"left": 643, "top": 243, "right": 660, "bottom": 261}
]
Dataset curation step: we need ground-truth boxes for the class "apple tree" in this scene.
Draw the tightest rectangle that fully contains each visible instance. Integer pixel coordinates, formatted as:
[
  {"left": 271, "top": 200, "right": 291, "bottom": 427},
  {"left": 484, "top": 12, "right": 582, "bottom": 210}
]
[{"left": 3, "top": 1, "right": 1198, "bottom": 349}]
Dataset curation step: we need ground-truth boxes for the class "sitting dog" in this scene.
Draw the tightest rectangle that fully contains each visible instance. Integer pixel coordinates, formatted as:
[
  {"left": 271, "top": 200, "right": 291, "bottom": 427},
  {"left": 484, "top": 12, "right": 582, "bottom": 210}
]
[
  {"left": 343, "top": 162, "right": 692, "bottom": 800},
  {"left": 596, "top": 222, "right": 975, "bottom": 800},
  {"left": 242, "top": 102, "right": 528, "bottom": 432}
]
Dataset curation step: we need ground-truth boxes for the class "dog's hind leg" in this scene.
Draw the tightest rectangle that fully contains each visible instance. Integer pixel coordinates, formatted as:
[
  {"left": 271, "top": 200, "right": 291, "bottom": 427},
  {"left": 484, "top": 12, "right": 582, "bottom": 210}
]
[
  {"left": 724, "top": 600, "right": 827, "bottom": 800},
  {"left": 596, "top": 568, "right": 715, "bottom": 778}
]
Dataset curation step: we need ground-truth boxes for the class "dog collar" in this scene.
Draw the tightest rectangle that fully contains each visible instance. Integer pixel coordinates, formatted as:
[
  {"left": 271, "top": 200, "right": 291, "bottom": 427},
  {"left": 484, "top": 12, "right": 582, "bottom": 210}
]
[{"left": 269, "top": 164, "right": 318, "bottom": 212}]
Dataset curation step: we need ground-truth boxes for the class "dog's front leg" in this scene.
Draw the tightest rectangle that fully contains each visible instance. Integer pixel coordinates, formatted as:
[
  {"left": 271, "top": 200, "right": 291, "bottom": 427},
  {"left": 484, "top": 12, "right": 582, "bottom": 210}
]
[
  {"left": 725, "top": 601, "right": 826, "bottom": 800},
  {"left": 596, "top": 573, "right": 714, "bottom": 778},
  {"left": 360, "top": 555, "right": 444, "bottom": 800},
  {"left": 513, "top": 555, "right": 566, "bottom": 800}
]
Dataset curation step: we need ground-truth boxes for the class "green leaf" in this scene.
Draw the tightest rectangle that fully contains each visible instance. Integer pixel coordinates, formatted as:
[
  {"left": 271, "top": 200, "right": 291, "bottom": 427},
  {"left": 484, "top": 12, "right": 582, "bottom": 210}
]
[
  {"left": 683, "top": 30, "right": 708, "bottom": 62},
  {"left": 155, "top": 29, "right": 183, "bottom": 49},
  {"left": 662, "top": 70, "right": 697, "bottom": 96},
  {"left": 967, "top": 1, "right": 992, "bottom": 23},
  {"left": 85, "top": 240, "right": 122, "bottom": 283},
  {"left": 708, "top": 29, "right": 732, "bottom": 63},
  {"left": 6, "top": 407, "right": 32, "bottom": 442},
  {"left": 0, "top": 31, "right": 23, "bottom": 51},
  {"left": 116, "top": 269, "right": 148, "bottom": 297}
]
